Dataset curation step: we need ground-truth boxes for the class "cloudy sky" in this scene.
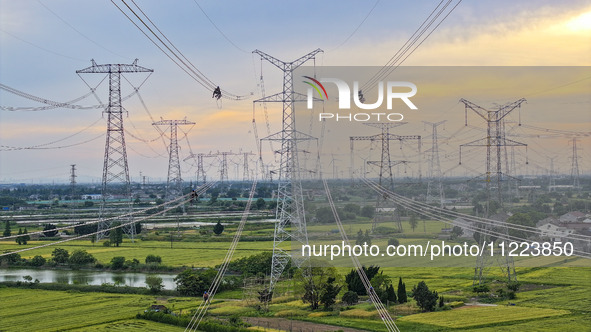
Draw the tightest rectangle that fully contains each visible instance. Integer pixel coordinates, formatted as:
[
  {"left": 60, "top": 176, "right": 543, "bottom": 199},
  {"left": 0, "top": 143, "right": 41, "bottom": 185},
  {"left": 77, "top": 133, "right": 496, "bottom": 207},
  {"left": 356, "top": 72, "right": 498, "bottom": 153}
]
[{"left": 0, "top": 0, "right": 590, "bottom": 183}]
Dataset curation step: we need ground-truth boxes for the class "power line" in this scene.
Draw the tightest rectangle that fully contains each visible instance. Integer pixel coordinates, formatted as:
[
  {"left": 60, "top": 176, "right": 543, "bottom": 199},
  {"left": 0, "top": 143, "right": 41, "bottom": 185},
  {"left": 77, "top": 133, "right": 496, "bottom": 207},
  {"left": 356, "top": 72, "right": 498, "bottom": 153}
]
[
  {"left": 362, "top": 0, "right": 463, "bottom": 91},
  {"left": 191, "top": 0, "right": 249, "bottom": 54},
  {"left": 0, "top": 28, "right": 86, "bottom": 62},
  {"left": 36, "top": 0, "right": 129, "bottom": 60},
  {"left": 328, "top": 0, "right": 381, "bottom": 51},
  {"left": 111, "top": 0, "right": 250, "bottom": 100}
]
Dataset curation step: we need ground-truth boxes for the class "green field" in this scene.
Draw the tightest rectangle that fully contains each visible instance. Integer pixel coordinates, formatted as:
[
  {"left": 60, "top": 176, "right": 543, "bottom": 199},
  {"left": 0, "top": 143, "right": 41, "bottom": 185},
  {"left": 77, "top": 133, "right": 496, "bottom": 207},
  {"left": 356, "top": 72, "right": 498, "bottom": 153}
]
[{"left": 0, "top": 288, "right": 168, "bottom": 331}]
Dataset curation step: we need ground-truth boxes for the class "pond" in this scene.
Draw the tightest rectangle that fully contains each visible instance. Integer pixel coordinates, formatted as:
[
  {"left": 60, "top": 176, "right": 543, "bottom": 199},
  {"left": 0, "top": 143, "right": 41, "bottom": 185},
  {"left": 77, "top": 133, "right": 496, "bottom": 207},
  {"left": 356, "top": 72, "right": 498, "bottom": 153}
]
[{"left": 0, "top": 268, "right": 177, "bottom": 290}]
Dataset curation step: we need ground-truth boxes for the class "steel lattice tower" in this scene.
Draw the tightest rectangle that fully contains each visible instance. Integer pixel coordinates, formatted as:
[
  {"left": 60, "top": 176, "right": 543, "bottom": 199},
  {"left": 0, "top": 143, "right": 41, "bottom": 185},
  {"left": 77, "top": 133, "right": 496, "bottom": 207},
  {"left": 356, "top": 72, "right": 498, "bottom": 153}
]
[
  {"left": 423, "top": 121, "right": 446, "bottom": 208},
  {"left": 77, "top": 59, "right": 153, "bottom": 240},
  {"left": 350, "top": 123, "right": 421, "bottom": 232},
  {"left": 69, "top": 164, "right": 77, "bottom": 200},
  {"left": 253, "top": 49, "right": 322, "bottom": 296},
  {"left": 153, "top": 118, "right": 195, "bottom": 204},
  {"left": 570, "top": 138, "right": 580, "bottom": 189},
  {"left": 459, "top": 98, "right": 526, "bottom": 285}
]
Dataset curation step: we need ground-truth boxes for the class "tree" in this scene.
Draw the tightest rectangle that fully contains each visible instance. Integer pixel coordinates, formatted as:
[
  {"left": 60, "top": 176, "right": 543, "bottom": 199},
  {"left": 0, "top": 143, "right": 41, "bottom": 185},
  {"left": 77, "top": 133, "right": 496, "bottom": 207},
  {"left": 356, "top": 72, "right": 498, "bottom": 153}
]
[
  {"left": 507, "top": 213, "right": 535, "bottom": 239},
  {"left": 174, "top": 269, "right": 208, "bottom": 296},
  {"left": 110, "top": 256, "right": 126, "bottom": 269},
  {"left": 397, "top": 277, "right": 407, "bottom": 303},
  {"left": 213, "top": 220, "right": 224, "bottom": 235},
  {"left": 439, "top": 295, "right": 444, "bottom": 307},
  {"left": 15, "top": 228, "right": 22, "bottom": 245},
  {"left": 255, "top": 198, "right": 266, "bottom": 210},
  {"left": 371, "top": 272, "right": 392, "bottom": 303},
  {"left": 43, "top": 224, "right": 58, "bottom": 237},
  {"left": 297, "top": 265, "right": 341, "bottom": 310},
  {"left": 109, "top": 222, "right": 123, "bottom": 247},
  {"left": 146, "top": 275, "right": 164, "bottom": 293},
  {"left": 145, "top": 254, "right": 162, "bottom": 264},
  {"left": 345, "top": 266, "right": 380, "bottom": 295},
  {"left": 355, "top": 229, "right": 372, "bottom": 246},
  {"left": 386, "top": 284, "right": 397, "bottom": 303},
  {"left": 30, "top": 255, "right": 46, "bottom": 267},
  {"left": 343, "top": 203, "right": 361, "bottom": 215},
  {"left": 320, "top": 277, "right": 343, "bottom": 309},
  {"left": 409, "top": 214, "right": 418, "bottom": 232},
  {"left": 361, "top": 205, "right": 375, "bottom": 218},
  {"left": 473, "top": 284, "right": 490, "bottom": 295},
  {"left": 3, "top": 221, "right": 10, "bottom": 237},
  {"left": 342, "top": 291, "right": 359, "bottom": 305},
  {"left": 52, "top": 248, "right": 69, "bottom": 264},
  {"left": 22, "top": 228, "right": 30, "bottom": 244},
  {"left": 412, "top": 281, "right": 438, "bottom": 312},
  {"left": 315, "top": 206, "right": 336, "bottom": 223},
  {"left": 451, "top": 226, "right": 464, "bottom": 239},
  {"left": 69, "top": 249, "right": 95, "bottom": 266},
  {"left": 507, "top": 281, "right": 521, "bottom": 292}
]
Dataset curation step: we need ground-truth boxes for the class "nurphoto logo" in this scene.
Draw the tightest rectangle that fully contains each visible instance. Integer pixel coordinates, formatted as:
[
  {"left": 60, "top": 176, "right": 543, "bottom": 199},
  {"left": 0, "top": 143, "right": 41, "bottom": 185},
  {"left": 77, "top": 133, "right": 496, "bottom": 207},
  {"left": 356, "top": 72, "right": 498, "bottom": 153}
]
[{"left": 304, "top": 76, "right": 418, "bottom": 122}]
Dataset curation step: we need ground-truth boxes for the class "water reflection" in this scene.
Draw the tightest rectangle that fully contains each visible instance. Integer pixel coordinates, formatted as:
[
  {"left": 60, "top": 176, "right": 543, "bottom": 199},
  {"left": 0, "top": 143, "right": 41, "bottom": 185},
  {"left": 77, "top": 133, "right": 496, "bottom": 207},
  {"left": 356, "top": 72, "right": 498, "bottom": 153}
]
[{"left": 0, "top": 268, "right": 176, "bottom": 290}]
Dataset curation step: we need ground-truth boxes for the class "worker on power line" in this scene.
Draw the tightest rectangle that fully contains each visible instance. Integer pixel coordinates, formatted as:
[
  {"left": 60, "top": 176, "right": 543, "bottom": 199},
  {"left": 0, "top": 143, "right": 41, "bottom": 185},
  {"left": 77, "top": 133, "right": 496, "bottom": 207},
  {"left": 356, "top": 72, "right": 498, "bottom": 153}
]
[
  {"left": 190, "top": 189, "right": 198, "bottom": 204},
  {"left": 212, "top": 86, "right": 222, "bottom": 100}
]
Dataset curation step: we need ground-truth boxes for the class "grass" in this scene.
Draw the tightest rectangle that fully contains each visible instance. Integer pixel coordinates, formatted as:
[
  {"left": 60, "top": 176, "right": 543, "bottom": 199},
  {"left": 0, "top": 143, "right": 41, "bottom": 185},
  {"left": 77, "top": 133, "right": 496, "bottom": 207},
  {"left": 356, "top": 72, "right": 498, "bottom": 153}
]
[
  {"left": 69, "top": 319, "right": 185, "bottom": 331},
  {"left": 0, "top": 239, "right": 275, "bottom": 267},
  {"left": 0, "top": 288, "right": 155, "bottom": 332},
  {"left": 397, "top": 306, "right": 570, "bottom": 328}
]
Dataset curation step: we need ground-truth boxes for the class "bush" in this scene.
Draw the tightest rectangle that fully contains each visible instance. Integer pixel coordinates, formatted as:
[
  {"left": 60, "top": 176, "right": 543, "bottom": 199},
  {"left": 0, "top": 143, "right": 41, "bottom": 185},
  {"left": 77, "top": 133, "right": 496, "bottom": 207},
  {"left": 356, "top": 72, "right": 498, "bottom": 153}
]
[
  {"left": 387, "top": 238, "right": 399, "bottom": 247},
  {"left": 51, "top": 248, "right": 69, "bottom": 264},
  {"left": 69, "top": 249, "right": 95, "bottom": 266},
  {"left": 110, "top": 256, "right": 126, "bottom": 270},
  {"left": 145, "top": 254, "right": 162, "bottom": 264},
  {"left": 102, "top": 241, "right": 111, "bottom": 247},
  {"left": 342, "top": 291, "right": 359, "bottom": 305},
  {"left": 145, "top": 275, "right": 164, "bottom": 293},
  {"left": 30, "top": 255, "right": 46, "bottom": 267}
]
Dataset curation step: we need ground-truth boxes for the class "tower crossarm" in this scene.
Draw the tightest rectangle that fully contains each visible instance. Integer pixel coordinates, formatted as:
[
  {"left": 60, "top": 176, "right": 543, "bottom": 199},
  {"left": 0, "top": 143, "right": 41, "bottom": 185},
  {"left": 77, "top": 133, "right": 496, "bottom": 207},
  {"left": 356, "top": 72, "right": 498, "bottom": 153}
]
[
  {"left": 253, "top": 49, "right": 323, "bottom": 71},
  {"left": 76, "top": 59, "right": 153, "bottom": 74}
]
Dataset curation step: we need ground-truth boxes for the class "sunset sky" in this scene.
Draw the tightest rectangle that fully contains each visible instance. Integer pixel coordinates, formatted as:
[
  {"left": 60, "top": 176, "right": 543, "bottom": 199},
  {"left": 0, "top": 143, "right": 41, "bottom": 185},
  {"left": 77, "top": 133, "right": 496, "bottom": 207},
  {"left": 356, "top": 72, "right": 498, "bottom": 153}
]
[{"left": 0, "top": 0, "right": 590, "bottom": 183}]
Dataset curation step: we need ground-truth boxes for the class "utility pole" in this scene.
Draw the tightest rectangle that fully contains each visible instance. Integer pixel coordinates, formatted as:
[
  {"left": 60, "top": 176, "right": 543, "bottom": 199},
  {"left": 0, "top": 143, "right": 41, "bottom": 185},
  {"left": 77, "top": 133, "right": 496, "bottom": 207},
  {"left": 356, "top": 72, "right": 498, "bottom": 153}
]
[
  {"left": 253, "top": 48, "right": 322, "bottom": 298},
  {"left": 350, "top": 123, "right": 421, "bottom": 232},
  {"left": 423, "top": 120, "right": 446, "bottom": 208},
  {"left": 77, "top": 59, "right": 153, "bottom": 241},
  {"left": 459, "top": 98, "right": 526, "bottom": 285}
]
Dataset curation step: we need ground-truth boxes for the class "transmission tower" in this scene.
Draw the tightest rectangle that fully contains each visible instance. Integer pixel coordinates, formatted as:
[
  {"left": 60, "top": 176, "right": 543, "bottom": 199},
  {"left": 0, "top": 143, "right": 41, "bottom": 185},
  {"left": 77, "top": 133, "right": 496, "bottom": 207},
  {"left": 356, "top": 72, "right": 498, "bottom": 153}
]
[
  {"left": 242, "top": 151, "right": 255, "bottom": 181},
  {"left": 423, "top": 120, "right": 446, "bottom": 208},
  {"left": 77, "top": 59, "right": 153, "bottom": 240},
  {"left": 548, "top": 156, "right": 557, "bottom": 192},
  {"left": 153, "top": 118, "right": 195, "bottom": 204},
  {"left": 69, "top": 164, "right": 77, "bottom": 200},
  {"left": 350, "top": 123, "right": 421, "bottom": 232},
  {"left": 570, "top": 138, "right": 581, "bottom": 189},
  {"left": 459, "top": 98, "right": 526, "bottom": 285},
  {"left": 253, "top": 48, "right": 322, "bottom": 297}
]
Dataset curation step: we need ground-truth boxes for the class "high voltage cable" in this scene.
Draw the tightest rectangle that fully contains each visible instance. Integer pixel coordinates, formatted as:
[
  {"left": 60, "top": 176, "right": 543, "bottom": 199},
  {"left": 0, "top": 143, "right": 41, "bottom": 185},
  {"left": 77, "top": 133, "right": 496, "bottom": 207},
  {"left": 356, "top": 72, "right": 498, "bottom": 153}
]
[
  {"left": 186, "top": 179, "right": 258, "bottom": 332},
  {"left": 0, "top": 28, "right": 87, "bottom": 62},
  {"left": 191, "top": 0, "right": 249, "bottom": 54},
  {"left": 36, "top": 0, "right": 129, "bottom": 60},
  {"left": 0, "top": 182, "right": 215, "bottom": 256},
  {"left": 328, "top": 0, "right": 381, "bottom": 51},
  {"left": 361, "top": 177, "right": 591, "bottom": 242},
  {"left": 111, "top": 0, "right": 249, "bottom": 100},
  {"left": 323, "top": 178, "right": 400, "bottom": 332},
  {"left": 0, "top": 78, "right": 139, "bottom": 112},
  {"left": 362, "top": 0, "right": 462, "bottom": 92}
]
